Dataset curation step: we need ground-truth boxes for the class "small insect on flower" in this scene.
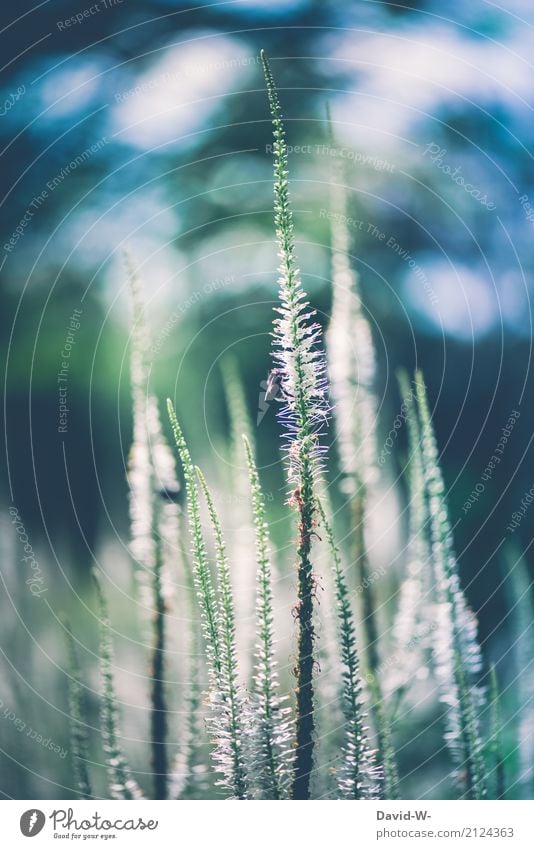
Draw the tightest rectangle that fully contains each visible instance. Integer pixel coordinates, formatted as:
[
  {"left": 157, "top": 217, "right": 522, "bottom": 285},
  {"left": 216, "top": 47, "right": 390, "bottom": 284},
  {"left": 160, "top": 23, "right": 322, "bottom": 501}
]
[{"left": 266, "top": 368, "right": 284, "bottom": 402}]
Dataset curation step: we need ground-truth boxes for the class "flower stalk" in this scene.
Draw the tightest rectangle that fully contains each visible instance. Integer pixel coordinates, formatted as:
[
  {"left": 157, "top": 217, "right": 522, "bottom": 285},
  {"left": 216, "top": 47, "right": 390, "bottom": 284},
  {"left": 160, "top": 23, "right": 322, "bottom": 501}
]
[
  {"left": 261, "top": 49, "right": 329, "bottom": 799},
  {"left": 244, "top": 435, "right": 292, "bottom": 798},
  {"left": 415, "top": 372, "right": 487, "bottom": 799}
]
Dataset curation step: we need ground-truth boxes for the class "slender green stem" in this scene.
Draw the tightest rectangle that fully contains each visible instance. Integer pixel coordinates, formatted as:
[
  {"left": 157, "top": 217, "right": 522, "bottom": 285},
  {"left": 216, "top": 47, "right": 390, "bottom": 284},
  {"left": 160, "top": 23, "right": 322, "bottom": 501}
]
[
  {"left": 93, "top": 571, "right": 144, "bottom": 800},
  {"left": 489, "top": 664, "right": 506, "bottom": 799},
  {"left": 292, "top": 470, "right": 316, "bottom": 799},
  {"left": 151, "top": 514, "right": 168, "bottom": 799},
  {"left": 64, "top": 621, "right": 93, "bottom": 800}
]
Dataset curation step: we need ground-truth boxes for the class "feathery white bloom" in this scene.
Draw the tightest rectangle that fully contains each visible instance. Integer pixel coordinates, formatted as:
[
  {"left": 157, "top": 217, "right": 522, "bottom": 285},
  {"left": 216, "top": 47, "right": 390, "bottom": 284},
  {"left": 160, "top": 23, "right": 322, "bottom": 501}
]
[
  {"left": 326, "top": 146, "right": 378, "bottom": 492},
  {"left": 386, "top": 372, "right": 433, "bottom": 697},
  {"left": 261, "top": 54, "right": 329, "bottom": 483},
  {"left": 126, "top": 254, "right": 179, "bottom": 610},
  {"left": 416, "top": 373, "right": 486, "bottom": 797},
  {"left": 220, "top": 356, "right": 257, "bottom": 678}
]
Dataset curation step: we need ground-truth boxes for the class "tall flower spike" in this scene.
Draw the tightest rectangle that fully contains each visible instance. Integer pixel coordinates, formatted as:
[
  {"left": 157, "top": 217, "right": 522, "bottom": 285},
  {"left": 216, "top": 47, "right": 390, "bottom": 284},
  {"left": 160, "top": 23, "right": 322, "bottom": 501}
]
[
  {"left": 167, "top": 403, "right": 248, "bottom": 796},
  {"left": 196, "top": 467, "right": 248, "bottom": 799},
  {"left": 503, "top": 546, "right": 534, "bottom": 799},
  {"left": 167, "top": 400, "right": 221, "bottom": 681},
  {"left": 316, "top": 498, "right": 381, "bottom": 799},
  {"left": 221, "top": 355, "right": 256, "bottom": 677},
  {"left": 125, "top": 253, "right": 179, "bottom": 798},
  {"left": 125, "top": 252, "right": 179, "bottom": 614},
  {"left": 488, "top": 664, "right": 506, "bottom": 799},
  {"left": 415, "top": 372, "right": 487, "bottom": 799},
  {"left": 386, "top": 370, "right": 433, "bottom": 699},
  {"left": 170, "top": 542, "right": 208, "bottom": 800},
  {"left": 244, "top": 436, "right": 293, "bottom": 799},
  {"left": 367, "top": 679, "right": 399, "bottom": 800},
  {"left": 261, "top": 49, "right": 329, "bottom": 799},
  {"left": 221, "top": 354, "right": 254, "bottom": 455},
  {"left": 325, "top": 106, "right": 378, "bottom": 495},
  {"left": 324, "top": 107, "right": 394, "bottom": 785},
  {"left": 261, "top": 50, "right": 329, "bottom": 477},
  {"left": 93, "top": 572, "right": 144, "bottom": 800}
]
